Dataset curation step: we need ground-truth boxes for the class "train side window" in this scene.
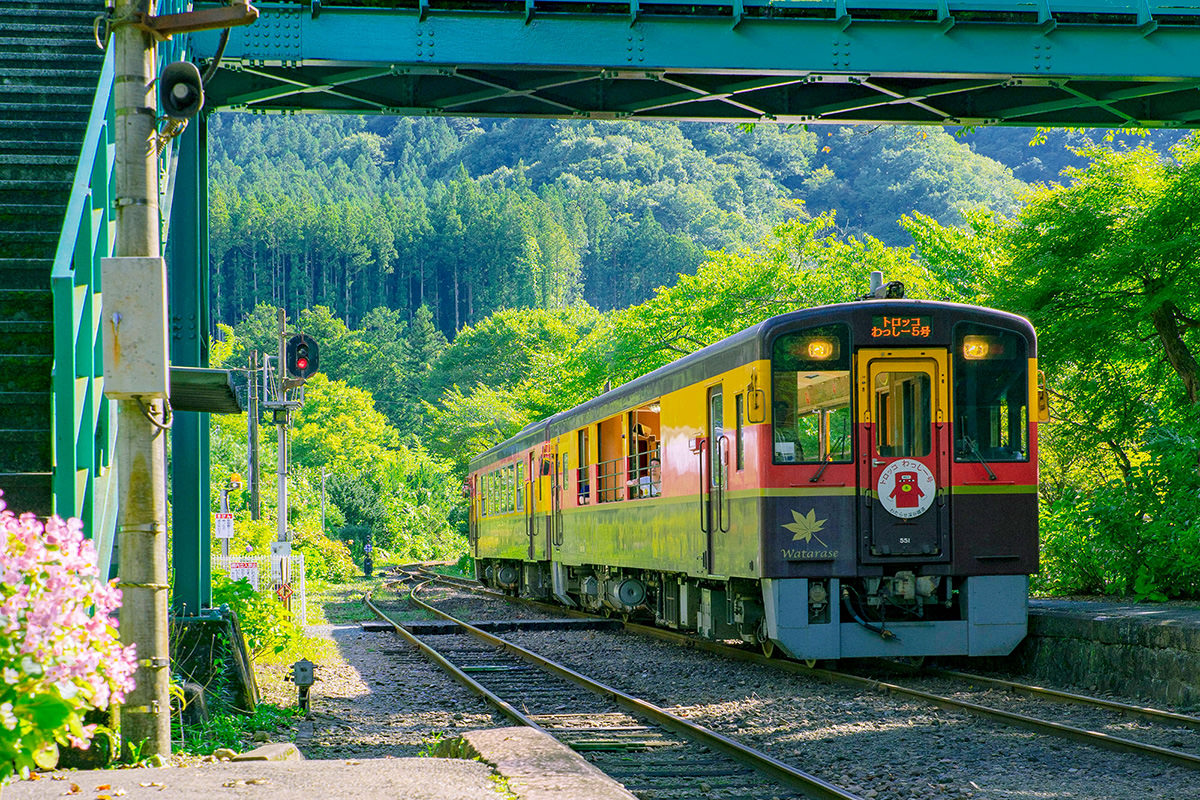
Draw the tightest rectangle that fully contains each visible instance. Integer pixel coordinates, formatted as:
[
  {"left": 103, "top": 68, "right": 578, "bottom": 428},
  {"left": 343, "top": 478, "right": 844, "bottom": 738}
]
[
  {"left": 516, "top": 462, "right": 525, "bottom": 511},
  {"left": 627, "top": 404, "right": 661, "bottom": 498},
  {"left": 953, "top": 323, "right": 1029, "bottom": 462},
  {"left": 598, "top": 415, "right": 625, "bottom": 503},
  {"left": 771, "top": 324, "right": 852, "bottom": 464},
  {"left": 577, "top": 429, "right": 590, "bottom": 504}
]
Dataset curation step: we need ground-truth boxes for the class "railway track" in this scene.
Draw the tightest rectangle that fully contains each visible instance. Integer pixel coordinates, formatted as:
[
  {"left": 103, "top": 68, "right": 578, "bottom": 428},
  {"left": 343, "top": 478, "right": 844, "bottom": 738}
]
[
  {"left": 408, "top": 569, "right": 1200, "bottom": 773},
  {"left": 367, "top": 578, "right": 865, "bottom": 800}
]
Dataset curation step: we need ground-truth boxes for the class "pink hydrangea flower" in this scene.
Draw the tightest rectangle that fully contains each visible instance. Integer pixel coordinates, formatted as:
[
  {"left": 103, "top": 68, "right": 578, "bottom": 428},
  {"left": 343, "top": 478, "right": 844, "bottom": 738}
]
[{"left": 1, "top": 490, "right": 138, "bottom": 783}]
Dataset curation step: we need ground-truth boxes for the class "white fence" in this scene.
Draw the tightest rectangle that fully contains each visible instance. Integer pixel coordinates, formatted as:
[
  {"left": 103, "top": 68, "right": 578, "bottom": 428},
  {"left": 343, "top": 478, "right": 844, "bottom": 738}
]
[{"left": 212, "top": 554, "right": 307, "bottom": 626}]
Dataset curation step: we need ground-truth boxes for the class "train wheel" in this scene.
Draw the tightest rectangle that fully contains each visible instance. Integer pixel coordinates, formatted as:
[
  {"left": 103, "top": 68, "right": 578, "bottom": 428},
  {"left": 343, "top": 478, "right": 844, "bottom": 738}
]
[{"left": 760, "top": 638, "right": 775, "bottom": 659}]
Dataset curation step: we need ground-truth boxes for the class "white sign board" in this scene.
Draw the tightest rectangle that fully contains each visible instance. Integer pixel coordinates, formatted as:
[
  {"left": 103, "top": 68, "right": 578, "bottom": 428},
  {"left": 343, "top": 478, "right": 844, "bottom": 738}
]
[
  {"left": 215, "top": 512, "right": 235, "bottom": 539},
  {"left": 876, "top": 459, "right": 936, "bottom": 519},
  {"left": 228, "top": 560, "right": 260, "bottom": 592}
]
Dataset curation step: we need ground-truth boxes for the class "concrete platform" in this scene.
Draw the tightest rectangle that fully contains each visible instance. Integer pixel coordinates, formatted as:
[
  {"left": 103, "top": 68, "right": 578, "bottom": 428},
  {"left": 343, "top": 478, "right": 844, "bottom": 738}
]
[
  {"left": 4, "top": 728, "right": 635, "bottom": 800},
  {"left": 981, "top": 598, "right": 1200, "bottom": 708}
]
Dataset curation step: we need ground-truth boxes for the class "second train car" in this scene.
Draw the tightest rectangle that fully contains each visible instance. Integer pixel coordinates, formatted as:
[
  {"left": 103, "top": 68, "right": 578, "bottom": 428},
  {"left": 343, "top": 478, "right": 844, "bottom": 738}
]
[{"left": 468, "top": 290, "right": 1046, "bottom": 660}]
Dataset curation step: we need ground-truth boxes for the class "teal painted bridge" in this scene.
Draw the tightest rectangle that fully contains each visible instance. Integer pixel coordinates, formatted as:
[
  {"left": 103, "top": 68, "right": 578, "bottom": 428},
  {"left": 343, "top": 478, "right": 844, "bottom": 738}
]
[
  {"left": 6, "top": 0, "right": 1200, "bottom": 614},
  {"left": 194, "top": 0, "right": 1200, "bottom": 126}
]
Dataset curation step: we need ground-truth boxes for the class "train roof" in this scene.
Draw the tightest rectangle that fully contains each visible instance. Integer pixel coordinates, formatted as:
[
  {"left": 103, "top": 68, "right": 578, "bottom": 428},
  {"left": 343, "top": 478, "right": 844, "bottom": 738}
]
[{"left": 468, "top": 299, "right": 1035, "bottom": 470}]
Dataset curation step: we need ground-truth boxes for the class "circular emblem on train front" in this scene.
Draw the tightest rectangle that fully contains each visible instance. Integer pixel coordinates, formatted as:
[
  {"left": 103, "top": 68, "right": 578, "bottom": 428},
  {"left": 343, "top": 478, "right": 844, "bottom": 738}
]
[{"left": 877, "top": 459, "right": 936, "bottom": 519}]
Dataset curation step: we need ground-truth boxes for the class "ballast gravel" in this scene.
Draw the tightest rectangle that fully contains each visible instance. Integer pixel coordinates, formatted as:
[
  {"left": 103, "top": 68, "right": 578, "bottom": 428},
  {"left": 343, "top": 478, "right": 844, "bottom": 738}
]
[
  {"left": 503, "top": 626, "right": 1196, "bottom": 800},
  {"left": 405, "top": 583, "right": 1198, "bottom": 800},
  {"left": 262, "top": 585, "right": 1196, "bottom": 800},
  {"left": 257, "top": 621, "right": 505, "bottom": 759}
]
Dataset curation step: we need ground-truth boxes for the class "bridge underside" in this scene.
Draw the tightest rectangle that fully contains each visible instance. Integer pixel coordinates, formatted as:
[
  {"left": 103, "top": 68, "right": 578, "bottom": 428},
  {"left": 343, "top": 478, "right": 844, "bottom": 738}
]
[
  {"left": 205, "top": 64, "right": 1200, "bottom": 127},
  {"left": 196, "top": 1, "right": 1200, "bottom": 127}
]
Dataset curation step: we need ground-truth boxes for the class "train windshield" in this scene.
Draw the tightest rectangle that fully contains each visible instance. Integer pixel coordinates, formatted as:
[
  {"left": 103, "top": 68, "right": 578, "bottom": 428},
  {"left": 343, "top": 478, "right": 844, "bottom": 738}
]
[
  {"left": 771, "top": 324, "right": 852, "bottom": 465},
  {"left": 953, "top": 323, "right": 1029, "bottom": 462}
]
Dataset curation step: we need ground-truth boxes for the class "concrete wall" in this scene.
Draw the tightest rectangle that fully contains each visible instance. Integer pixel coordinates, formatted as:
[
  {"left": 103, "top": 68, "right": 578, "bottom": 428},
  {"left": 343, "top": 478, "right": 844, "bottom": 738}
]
[{"left": 976, "top": 603, "right": 1200, "bottom": 709}]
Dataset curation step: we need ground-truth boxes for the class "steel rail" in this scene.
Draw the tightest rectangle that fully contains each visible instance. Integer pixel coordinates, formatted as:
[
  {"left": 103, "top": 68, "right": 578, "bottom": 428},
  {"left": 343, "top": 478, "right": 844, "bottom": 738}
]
[
  {"left": 924, "top": 668, "right": 1200, "bottom": 731},
  {"left": 403, "top": 578, "right": 865, "bottom": 800},
  {"left": 414, "top": 570, "right": 1200, "bottom": 771},
  {"left": 362, "top": 584, "right": 549, "bottom": 733}
]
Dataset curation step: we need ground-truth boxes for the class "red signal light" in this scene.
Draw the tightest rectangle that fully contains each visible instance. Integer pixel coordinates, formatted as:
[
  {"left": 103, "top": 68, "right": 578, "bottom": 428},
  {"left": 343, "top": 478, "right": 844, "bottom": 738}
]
[{"left": 285, "top": 333, "right": 319, "bottom": 379}]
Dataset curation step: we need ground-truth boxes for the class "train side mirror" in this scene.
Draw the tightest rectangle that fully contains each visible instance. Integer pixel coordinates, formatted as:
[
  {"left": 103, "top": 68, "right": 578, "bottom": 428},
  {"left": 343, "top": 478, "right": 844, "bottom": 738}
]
[{"left": 746, "top": 388, "right": 767, "bottom": 423}]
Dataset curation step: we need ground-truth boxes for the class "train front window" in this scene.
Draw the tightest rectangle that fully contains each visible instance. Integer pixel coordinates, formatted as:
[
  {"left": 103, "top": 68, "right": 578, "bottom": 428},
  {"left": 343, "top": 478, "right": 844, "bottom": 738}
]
[
  {"left": 874, "top": 371, "right": 931, "bottom": 457},
  {"left": 953, "top": 323, "right": 1029, "bottom": 462},
  {"left": 771, "top": 324, "right": 852, "bottom": 464}
]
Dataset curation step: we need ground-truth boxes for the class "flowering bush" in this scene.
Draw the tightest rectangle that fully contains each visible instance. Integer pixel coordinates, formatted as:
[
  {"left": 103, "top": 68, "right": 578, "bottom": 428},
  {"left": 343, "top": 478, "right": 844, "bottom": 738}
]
[{"left": 0, "top": 492, "right": 137, "bottom": 785}]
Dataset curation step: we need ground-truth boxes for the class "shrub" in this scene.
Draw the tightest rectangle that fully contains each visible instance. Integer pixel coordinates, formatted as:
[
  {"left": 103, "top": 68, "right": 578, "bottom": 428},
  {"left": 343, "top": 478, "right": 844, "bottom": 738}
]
[
  {"left": 0, "top": 494, "right": 137, "bottom": 785},
  {"left": 210, "top": 573, "right": 300, "bottom": 658},
  {"left": 292, "top": 528, "right": 356, "bottom": 582},
  {"left": 1035, "top": 423, "right": 1200, "bottom": 600}
]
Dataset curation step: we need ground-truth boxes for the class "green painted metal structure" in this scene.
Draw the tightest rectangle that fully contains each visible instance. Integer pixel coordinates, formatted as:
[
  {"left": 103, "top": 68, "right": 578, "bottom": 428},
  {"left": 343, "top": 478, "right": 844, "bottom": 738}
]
[
  {"left": 193, "top": 0, "right": 1200, "bottom": 126},
  {"left": 50, "top": 47, "right": 118, "bottom": 576},
  {"left": 168, "top": 117, "right": 214, "bottom": 616},
  {"left": 20, "top": 0, "right": 1200, "bottom": 609}
]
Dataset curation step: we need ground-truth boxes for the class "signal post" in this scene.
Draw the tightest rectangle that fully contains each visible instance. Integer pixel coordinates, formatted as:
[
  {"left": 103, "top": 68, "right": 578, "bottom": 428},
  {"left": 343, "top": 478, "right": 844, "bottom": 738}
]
[{"left": 262, "top": 310, "right": 318, "bottom": 611}]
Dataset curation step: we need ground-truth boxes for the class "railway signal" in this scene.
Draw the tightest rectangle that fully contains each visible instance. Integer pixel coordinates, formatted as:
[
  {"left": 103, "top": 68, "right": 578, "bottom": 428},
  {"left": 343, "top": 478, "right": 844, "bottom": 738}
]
[{"left": 285, "top": 333, "right": 319, "bottom": 380}]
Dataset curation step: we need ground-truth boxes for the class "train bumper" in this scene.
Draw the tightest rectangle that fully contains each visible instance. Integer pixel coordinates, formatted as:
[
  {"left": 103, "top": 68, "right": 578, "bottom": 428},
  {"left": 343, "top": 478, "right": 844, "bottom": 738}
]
[{"left": 762, "top": 575, "right": 1029, "bottom": 660}]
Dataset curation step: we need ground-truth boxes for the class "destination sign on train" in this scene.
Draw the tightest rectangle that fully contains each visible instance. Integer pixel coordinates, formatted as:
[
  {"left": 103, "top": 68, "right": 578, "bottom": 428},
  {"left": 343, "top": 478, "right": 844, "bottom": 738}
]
[{"left": 870, "top": 315, "right": 932, "bottom": 339}]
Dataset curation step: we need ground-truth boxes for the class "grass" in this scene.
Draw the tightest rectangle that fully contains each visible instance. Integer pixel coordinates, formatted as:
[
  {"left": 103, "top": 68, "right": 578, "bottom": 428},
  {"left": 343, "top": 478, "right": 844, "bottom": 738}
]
[{"left": 176, "top": 703, "right": 303, "bottom": 756}]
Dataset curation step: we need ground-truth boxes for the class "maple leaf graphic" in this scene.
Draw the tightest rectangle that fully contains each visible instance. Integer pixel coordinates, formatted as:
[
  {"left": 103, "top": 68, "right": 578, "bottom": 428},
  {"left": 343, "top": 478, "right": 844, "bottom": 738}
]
[{"left": 784, "top": 509, "right": 828, "bottom": 547}]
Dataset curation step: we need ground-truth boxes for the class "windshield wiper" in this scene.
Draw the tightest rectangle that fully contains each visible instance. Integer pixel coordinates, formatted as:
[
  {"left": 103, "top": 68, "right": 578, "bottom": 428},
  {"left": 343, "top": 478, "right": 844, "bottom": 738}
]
[
  {"left": 810, "top": 453, "right": 832, "bottom": 483},
  {"left": 961, "top": 434, "right": 996, "bottom": 481}
]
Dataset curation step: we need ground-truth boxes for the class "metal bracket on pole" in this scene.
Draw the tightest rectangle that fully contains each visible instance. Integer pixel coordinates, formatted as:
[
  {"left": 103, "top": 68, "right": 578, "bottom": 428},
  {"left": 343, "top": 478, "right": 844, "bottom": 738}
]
[{"left": 130, "top": 1, "right": 259, "bottom": 41}]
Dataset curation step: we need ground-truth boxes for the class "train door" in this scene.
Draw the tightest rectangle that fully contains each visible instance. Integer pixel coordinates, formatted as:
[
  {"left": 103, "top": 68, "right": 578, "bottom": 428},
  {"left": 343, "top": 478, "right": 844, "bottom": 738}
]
[
  {"left": 555, "top": 446, "right": 566, "bottom": 547},
  {"left": 525, "top": 454, "right": 536, "bottom": 560},
  {"left": 857, "top": 351, "right": 950, "bottom": 560},
  {"left": 703, "top": 385, "right": 729, "bottom": 574},
  {"left": 538, "top": 445, "right": 554, "bottom": 556},
  {"left": 468, "top": 474, "right": 478, "bottom": 557}
]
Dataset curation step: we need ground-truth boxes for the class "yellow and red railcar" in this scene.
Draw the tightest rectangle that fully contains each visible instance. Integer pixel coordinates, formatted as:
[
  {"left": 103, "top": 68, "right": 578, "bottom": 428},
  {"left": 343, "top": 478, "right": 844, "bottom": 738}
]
[{"left": 468, "top": 295, "right": 1045, "bottom": 660}]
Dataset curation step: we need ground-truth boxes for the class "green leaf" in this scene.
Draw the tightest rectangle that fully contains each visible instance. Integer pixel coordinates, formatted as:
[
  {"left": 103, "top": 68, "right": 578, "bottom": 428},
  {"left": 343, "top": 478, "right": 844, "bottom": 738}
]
[
  {"left": 27, "top": 694, "right": 73, "bottom": 731},
  {"left": 32, "top": 742, "right": 58, "bottom": 770}
]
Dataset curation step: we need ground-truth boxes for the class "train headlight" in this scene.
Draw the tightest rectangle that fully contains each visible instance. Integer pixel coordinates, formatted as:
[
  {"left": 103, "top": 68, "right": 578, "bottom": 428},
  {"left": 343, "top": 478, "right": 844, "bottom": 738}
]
[
  {"left": 807, "top": 339, "right": 835, "bottom": 359},
  {"left": 962, "top": 335, "right": 991, "bottom": 360}
]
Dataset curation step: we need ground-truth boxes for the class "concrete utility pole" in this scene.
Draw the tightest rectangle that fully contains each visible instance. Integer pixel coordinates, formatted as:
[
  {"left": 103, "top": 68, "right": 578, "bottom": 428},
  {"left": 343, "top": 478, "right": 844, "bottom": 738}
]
[
  {"left": 274, "top": 309, "right": 291, "bottom": 607},
  {"left": 112, "top": 0, "right": 170, "bottom": 758},
  {"left": 248, "top": 350, "right": 261, "bottom": 520},
  {"left": 276, "top": 309, "right": 288, "bottom": 546}
]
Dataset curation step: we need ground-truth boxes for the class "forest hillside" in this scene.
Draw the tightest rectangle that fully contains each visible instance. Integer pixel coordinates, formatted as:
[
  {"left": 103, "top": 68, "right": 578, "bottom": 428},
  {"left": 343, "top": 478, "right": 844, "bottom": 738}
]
[{"left": 205, "top": 117, "right": 1199, "bottom": 600}]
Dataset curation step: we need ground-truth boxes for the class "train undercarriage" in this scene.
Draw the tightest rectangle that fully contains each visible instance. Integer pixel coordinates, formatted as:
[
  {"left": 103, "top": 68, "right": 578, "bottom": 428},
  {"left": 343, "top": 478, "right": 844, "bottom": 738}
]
[{"left": 475, "top": 557, "right": 991, "bottom": 660}]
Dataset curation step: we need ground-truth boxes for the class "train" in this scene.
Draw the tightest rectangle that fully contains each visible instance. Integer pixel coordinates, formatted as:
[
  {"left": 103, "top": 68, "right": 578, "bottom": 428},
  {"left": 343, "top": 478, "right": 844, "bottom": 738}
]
[{"left": 467, "top": 283, "right": 1045, "bottom": 661}]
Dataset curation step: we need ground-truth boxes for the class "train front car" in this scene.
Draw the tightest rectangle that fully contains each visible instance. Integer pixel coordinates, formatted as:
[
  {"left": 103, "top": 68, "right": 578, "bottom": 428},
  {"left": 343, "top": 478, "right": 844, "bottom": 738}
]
[
  {"left": 761, "top": 301, "right": 1042, "bottom": 660},
  {"left": 467, "top": 296, "right": 1044, "bottom": 663}
]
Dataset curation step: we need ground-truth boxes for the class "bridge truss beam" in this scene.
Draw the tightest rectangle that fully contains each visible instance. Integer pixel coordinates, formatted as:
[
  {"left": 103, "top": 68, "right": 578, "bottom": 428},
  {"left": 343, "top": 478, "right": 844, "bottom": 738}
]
[{"left": 194, "top": 1, "right": 1200, "bottom": 127}]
